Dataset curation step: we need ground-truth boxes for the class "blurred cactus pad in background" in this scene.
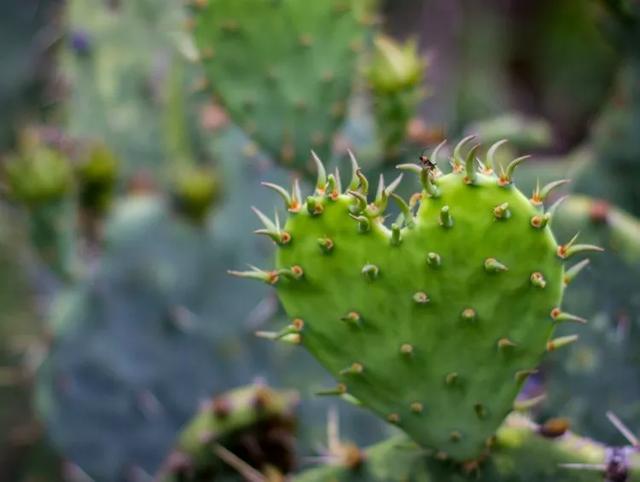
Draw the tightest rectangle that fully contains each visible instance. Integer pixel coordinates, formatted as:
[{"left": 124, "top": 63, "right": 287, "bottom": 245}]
[{"left": 0, "top": 0, "right": 640, "bottom": 481}]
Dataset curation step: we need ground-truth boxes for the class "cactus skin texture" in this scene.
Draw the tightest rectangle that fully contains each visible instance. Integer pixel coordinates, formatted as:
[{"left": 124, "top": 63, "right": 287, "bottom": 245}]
[
  {"left": 190, "top": 0, "right": 370, "bottom": 173},
  {"left": 293, "top": 414, "right": 640, "bottom": 482},
  {"left": 233, "top": 138, "right": 601, "bottom": 462},
  {"left": 157, "top": 385, "right": 298, "bottom": 482}
]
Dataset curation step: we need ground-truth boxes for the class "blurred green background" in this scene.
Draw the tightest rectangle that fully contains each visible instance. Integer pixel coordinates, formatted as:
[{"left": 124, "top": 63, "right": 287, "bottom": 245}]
[{"left": 0, "top": 0, "right": 639, "bottom": 481}]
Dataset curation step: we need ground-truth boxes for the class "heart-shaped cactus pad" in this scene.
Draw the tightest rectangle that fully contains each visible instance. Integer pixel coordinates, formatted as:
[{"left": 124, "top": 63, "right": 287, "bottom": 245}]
[{"left": 233, "top": 138, "right": 600, "bottom": 462}]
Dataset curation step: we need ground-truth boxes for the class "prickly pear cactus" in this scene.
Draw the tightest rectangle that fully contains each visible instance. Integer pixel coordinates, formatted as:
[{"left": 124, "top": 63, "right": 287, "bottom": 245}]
[
  {"left": 190, "top": 0, "right": 371, "bottom": 174},
  {"left": 367, "top": 35, "right": 426, "bottom": 160},
  {"left": 293, "top": 415, "right": 640, "bottom": 481},
  {"left": 158, "top": 384, "right": 298, "bottom": 482},
  {"left": 4, "top": 132, "right": 76, "bottom": 277},
  {"left": 233, "top": 137, "right": 601, "bottom": 462},
  {"left": 208, "top": 125, "right": 390, "bottom": 450},
  {"left": 293, "top": 435, "right": 425, "bottom": 482}
]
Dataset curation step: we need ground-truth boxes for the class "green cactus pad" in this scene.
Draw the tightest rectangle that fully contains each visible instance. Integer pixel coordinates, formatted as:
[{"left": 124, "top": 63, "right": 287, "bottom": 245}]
[
  {"left": 293, "top": 415, "right": 640, "bottom": 481},
  {"left": 235, "top": 138, "right": 600, "bottom": 461},
  {"left": 293, "top": 436, "right": 424, "bottom": 482},
  {"left": 190, "top": 0, "right": 370, "bottom": 173}
]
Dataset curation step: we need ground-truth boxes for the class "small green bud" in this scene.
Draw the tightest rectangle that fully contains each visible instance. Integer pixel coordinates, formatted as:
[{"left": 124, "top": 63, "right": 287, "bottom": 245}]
[
  {"left": 5, "top": 141, "right": 73, "bottom": 207},
  {"left": 172, "top": 166, "right": 220, "bottom": 224},
  {"left": 367, "top": 35, "right": 425, "bottom": 93},
  {"left": 77, "top": 143, "right": 119, "bottom": 214}
]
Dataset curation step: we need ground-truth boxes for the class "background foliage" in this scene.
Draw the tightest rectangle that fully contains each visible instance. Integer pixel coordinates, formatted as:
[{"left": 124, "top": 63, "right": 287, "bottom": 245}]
[{"left": 0, "top": 0, "right": 639, "bottom": 481}]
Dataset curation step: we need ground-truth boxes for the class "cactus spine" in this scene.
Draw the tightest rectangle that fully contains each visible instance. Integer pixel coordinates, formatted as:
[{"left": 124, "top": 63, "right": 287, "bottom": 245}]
[{"left": 293, "top": 414, "right": 640, "bottom": 481}]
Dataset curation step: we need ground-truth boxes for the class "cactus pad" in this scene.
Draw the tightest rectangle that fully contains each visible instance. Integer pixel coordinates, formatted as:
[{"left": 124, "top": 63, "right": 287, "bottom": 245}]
[
  {"left": 234, "top": 138, "right": 600, "bottom": 461},
  {"left": 190, "top": 0, "right": 370, "bottom": 173},
  {"left": 293, "top": 414, "right": 639, "bottom": 481}
]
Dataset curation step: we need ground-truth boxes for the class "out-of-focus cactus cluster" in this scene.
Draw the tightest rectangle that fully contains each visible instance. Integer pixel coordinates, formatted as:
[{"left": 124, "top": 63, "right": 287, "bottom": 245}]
[{"left": 1, "top": 0, "right": 640, "bottom": 481}]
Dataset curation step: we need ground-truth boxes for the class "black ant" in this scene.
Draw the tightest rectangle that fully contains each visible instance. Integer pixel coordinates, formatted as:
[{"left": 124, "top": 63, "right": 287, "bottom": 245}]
[{"left": 419, "top": 150, "right": 437, "bottom": 171}]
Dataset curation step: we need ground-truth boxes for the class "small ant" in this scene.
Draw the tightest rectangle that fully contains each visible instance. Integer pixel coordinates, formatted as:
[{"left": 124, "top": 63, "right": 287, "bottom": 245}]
[{"left": 419, "top": 150, "right": 437, "bottom": 171}]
